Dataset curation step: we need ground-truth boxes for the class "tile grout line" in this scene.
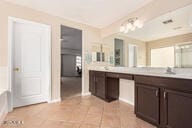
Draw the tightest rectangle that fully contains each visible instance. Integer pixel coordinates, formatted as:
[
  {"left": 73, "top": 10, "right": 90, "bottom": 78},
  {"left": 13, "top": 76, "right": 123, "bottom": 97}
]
[{"left": 99, "top": 106, "right": 104, "bottom": 128}]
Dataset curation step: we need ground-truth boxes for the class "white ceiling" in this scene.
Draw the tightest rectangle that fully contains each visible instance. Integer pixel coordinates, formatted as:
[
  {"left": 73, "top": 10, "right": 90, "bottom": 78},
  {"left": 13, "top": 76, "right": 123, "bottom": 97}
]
[
  {"left": 122, "top": 4, "right": 192, "bottom": 41},
  {"left": 4, "top": 0, "right": 153, "bottom": 28}
]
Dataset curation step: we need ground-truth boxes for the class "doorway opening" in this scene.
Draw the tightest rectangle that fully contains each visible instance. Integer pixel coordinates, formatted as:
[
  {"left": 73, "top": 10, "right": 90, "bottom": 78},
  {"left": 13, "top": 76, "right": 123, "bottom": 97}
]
[{"left": 60, "top": 25, "right": 82, "bottom": 100}]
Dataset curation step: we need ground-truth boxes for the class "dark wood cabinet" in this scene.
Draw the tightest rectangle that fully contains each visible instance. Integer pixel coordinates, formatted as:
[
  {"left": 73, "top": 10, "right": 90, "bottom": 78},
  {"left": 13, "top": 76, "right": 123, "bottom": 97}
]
[
  {"left": 89, "top": 71, "right": 106, "bottom": 100},
  {"left": 89, "top": 71, "right": 96, "bottom": 94},
  {"left": 135, "top": 84, "right": 160, "bottom": 126},
  {"left": 95, "top": 73, "right": 106, "bottom": 99},
  {"left": 89, "top": 71, "right": 120, "bottom": 102},
  {"left": 164, "top": 89, "right": 192, "bottom": 128},
  {"left": 89, "top": 70, "right": 192, "bottom": 128},
  {"left": 106, "top": 77, "right": 119, "bottom": 101},
  {"left": 135, "top": 75, "right": 192, "bottom": 128}
]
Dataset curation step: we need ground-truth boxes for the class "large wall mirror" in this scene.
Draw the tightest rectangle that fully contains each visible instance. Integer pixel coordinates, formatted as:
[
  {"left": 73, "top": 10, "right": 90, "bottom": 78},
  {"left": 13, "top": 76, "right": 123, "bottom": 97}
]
[
  {"left": 101, "top": 4, "right": 192, "bottom": 68},
  {"left": 91, "top": 43, "right": 111, "bottom": 63}
]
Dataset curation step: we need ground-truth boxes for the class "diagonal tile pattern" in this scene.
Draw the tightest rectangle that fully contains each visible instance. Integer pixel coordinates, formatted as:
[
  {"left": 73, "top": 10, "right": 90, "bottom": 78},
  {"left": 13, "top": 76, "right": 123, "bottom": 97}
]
[{"left": 1, "top": 96, "right": 156, "bottom": 128}]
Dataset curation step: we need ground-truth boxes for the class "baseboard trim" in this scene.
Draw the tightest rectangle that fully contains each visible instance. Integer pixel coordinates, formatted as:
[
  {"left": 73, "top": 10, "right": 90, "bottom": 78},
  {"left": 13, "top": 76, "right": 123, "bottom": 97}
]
[
  {"left": 81, "top": 92, "right": 91, "bottom": 96},
  {"left": 0, "top": 102, "right": 8, "bottom": 125},
  {"left": 48, "top": 98, "right": 61, "bottom": 103},
  {"left": 119, "top": 97, "right": 134, "bottom": 106}
]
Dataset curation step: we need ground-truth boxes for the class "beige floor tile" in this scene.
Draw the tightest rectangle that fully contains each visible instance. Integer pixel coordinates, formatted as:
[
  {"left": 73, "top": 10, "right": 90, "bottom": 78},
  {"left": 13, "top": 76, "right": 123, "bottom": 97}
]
[
  {"left": 103, "top": 107, "right": 119, "bottom": 115},
  {"left": 3, "top": 96, "right": 155, "bottom": 128},
  {"left": 51, "top": 110, "right": 72, "bottom": 121},
  {"left": 88, "top": 106, "right": 103, "bottom": 115},
  {"left": 59, "top": 122, "right": 80, "bottom": 128},
  {"left": 73, "top": 105, "right": 90, "bottom": 114},
  {"left": 79, "top": 99, "right": 94, "bottom": 106},
  {"left": 40, "top": 120, "right": 61, "bottom": 128},
  {"left": 62, "top": 98, "right": 82, "bottom": 106},
  {"left": 83, "top": 114, "right": 102, "bottom": 126},
  {"left": 79, "top": 124, "right": 99, "bottom": 128},
  {"left": 101, "top": 114, "right": 121, "bottom": 128},
  {"left": 67, "top": 111, "right": 86, "bottom": 123},
  {"left": 23, "top": 116, "right": 46, "bottom": 127}
]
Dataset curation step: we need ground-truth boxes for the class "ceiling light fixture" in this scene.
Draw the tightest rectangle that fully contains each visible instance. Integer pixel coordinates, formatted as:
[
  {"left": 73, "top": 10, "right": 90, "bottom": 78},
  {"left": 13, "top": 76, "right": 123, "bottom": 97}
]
[{"left": 120, "top": 17, "right": 143, "bottom": 33}]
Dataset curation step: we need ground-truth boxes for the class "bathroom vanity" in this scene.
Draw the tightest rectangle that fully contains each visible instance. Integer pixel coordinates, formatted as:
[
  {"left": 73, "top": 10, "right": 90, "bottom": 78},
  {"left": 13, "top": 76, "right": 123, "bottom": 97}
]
[
  {"left": 88, "top": 4, "right": 192, "bottom": 128},
  {"left": 89, "top": 69, "right": 192, "bottom": 128}
]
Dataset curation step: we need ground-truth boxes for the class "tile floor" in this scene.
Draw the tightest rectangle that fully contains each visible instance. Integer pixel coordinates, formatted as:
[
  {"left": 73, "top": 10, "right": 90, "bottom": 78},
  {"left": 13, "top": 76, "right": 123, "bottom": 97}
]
[{"left": 1, "top": 96, "right": 156, "bottom": 128}]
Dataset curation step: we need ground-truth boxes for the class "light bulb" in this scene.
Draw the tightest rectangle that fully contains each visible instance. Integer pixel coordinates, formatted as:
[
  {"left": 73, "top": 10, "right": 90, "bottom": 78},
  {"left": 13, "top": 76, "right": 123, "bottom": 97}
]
[
  {"left": 124, "top": 28, "right": 129, "bottom": 33},
  {"left": 126, "top": 23, "right": 132, "bottom": 29},
  {"left": 120, "top": 26, "right": 125, "bottom": 32},
  {"left": 130, "top": 26, "right": 135, "bottom": 31},
  {"left": 134, "top": 19, "right": 140, "bottom": 27},
  {"left": 137, "top": 23, "right": 143, "bottom": 28},
  {"left": 137, "top": 22, "right": 144, "bottom": 28}
]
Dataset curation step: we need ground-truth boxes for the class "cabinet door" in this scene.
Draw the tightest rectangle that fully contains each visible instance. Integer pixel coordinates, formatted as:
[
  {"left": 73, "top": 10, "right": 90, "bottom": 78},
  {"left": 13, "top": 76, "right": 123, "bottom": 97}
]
[
  {"left": 89, "top": 71, "right": 95, "bottom": 94},
  {"left": 107, "top": 77, "right": 119, "bottom": 101},
  {"left": 95, "top": 75, "right": 106, "bottom": 99},
  {"left": 135, "top": 84, "right": 160, "bottom": 126},
  {"left": 164, "top": 89, "right": 192, "bottom": 128}
]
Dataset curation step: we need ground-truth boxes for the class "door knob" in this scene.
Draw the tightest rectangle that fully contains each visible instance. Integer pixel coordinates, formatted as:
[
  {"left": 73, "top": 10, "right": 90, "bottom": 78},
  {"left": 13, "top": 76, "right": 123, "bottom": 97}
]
[{"left": 13, "top": 68, "right": 20, "bottom": 72}]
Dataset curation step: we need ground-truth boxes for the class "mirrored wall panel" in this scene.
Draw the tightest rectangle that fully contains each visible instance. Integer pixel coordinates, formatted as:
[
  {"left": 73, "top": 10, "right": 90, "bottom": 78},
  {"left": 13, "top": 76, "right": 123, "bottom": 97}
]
[{"left": 101, "top": 4, "right": 192, "bottom": 68}]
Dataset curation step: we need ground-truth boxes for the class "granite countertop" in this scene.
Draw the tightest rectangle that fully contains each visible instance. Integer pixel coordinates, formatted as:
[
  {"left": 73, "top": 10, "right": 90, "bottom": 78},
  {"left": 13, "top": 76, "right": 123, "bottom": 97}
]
[{"left": 88, "top": 67, "right": 192, "bottom": 80}]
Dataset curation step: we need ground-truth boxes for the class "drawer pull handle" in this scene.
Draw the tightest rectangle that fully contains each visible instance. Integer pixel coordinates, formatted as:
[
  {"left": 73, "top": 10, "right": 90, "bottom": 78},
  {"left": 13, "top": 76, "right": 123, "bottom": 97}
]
[
  {"left": 155, "top": 90, "right": 159, "bottom": 97},
  {"left": 164, "top": 92, "right": 167, "bottom": 99}
]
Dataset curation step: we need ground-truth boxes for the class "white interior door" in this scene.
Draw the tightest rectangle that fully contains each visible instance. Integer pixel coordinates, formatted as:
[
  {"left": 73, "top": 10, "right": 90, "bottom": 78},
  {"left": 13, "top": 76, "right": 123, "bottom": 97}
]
[{"left": 12, "top": 20, "right": 50, "bottom": 107}]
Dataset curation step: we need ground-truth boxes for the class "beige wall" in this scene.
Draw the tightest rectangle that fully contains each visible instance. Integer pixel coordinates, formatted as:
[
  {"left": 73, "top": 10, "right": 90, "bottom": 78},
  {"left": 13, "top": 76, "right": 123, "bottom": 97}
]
[
  {"left": 101, "top": 0, "right": 192, "bottom": 38},
  {"left": 119, "top": 79, "right": 134, "bottom": 105},
  {"left": 146, "top": 33, "right": 192, "bottom": 66},
  {"left": 0, "top": 1, "right": 101, "bottom": 100}
]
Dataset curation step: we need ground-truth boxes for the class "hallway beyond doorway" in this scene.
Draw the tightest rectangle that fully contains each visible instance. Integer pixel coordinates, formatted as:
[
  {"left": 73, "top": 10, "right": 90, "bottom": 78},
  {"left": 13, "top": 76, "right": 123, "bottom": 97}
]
[
  {"left": 61, "top": 77, "right": 82, "bottom": 100},
  {"left": 60, "top": 25, "right": 82, "bottom": 100}
]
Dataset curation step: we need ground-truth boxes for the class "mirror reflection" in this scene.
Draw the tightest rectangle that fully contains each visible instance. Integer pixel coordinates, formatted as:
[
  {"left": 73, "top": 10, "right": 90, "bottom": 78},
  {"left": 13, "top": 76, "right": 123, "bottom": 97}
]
[
  {"left": 91, "top": 43, "right": 110, "bottom": 63},
  {"left": 100, "top": 4, "right": 192, "bottom": 68}
]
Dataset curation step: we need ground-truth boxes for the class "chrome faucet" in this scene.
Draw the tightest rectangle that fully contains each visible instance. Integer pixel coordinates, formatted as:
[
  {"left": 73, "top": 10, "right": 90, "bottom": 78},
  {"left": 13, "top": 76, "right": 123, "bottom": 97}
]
[
  {"left": 166, "top": 67, "right": 176, "bottom": 75},
  {"left": 104, "top": 66, "right": 109, "bottom": 70}
]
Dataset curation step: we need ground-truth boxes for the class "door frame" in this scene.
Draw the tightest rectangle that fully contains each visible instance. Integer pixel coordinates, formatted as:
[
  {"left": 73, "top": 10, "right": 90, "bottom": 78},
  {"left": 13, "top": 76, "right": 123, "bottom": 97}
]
[{"left": 8, "top": 17, "right": 52, "bottom": 111}]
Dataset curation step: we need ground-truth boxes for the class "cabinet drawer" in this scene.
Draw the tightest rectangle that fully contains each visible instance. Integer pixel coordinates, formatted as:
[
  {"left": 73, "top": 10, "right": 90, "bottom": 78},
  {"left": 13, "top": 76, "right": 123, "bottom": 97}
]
[
  {"left": 135, "top": 75, "right": 192, "bottom": 93},
  {"left": 106, "top": 72, "right": 119, "bottom": 78},
  {"left": 135, "top": 75, "right": 165, "bottom": 87},
  {"left": 94, "top": 71, "right": 105, "bottom": 77},
  {"left": 119, "top": 73, "right": 133, "bottom": 80},
  {"left": 163, "top": 78, "right": 192, "bottom": 93}
]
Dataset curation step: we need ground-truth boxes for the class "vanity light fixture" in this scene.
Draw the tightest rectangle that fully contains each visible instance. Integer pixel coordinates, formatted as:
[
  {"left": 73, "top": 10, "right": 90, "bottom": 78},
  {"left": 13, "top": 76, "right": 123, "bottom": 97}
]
[{"left": 120, "top": 17, "right": 143, "bottom": 33}]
